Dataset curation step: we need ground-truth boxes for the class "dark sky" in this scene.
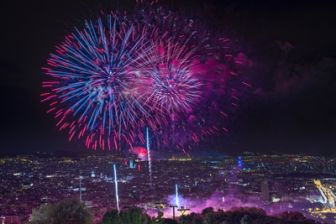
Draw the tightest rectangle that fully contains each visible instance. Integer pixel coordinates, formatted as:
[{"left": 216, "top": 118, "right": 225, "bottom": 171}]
[{"left": 1, "top": 0, "right": 336, "bottom": 156}]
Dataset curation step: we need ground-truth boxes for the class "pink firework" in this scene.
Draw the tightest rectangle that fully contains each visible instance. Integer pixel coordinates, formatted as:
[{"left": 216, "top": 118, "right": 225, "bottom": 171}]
[{"left": 136, "top": 41, "right": 202, "bottom": 114}]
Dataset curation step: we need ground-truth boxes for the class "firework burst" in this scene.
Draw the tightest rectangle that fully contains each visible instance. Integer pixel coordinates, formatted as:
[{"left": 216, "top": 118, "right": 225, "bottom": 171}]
[
  {"left": 135, "top": 41, "right": 202, "bottom": 114},
  {"left": 42, "top": 3, "right": 251, "bottom": 151},
  {"left": 41, "top": 15, "right": 154, "bottom": 150}
]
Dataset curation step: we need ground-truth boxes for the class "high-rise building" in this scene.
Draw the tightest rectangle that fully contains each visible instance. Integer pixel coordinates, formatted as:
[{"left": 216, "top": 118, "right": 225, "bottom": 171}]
[
  {"left": 129, "top": 160, "right": 136, "bottom": 169},
  {"left": 261, "top": 180, "right": 270, "bottom": 202}
]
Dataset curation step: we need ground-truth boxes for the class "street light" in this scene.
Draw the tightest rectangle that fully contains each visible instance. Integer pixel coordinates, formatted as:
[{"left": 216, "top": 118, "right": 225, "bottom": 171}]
[
  {"left": 177, "top": 206, "right": 190, "bottom": 216},
  {"left": 169, "top": 205, "right": 178, "bottom": 220}
]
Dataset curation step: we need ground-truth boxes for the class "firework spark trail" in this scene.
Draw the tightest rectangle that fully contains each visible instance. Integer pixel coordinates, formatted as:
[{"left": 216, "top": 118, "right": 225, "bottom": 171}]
[
  {"left": 175, "top": 184, "right": 180, "bottom": 208},
  {"left": 146, "top": 127, "right": 153, "bottom": 186},
  {"left": 113, "top": 164, "right": 120, "bottom": 212}
]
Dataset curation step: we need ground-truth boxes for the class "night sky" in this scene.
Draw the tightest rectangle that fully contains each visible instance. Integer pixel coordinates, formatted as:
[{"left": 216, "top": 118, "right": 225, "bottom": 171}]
[{"left": 1, "top": 0, "right": 335, "bottom": 156}]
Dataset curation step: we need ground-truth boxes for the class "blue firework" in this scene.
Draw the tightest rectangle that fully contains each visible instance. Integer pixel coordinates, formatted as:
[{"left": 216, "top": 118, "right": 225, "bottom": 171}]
[{"left": 41, "top": 15, "right": 152, "bottom": 150}]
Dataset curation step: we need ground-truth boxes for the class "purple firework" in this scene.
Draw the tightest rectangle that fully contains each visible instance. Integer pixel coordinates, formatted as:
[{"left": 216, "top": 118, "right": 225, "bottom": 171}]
[
  {"left": 125, "top": 4, "right": 252, "bottom": 150},
  {"left": 135, "top": 41, "right": 202, "bottom": 114}
]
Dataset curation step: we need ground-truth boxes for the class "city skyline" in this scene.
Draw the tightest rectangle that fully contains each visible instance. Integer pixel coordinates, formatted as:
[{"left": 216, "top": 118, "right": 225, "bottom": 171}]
[{"left": 1, "top": 153, "right": 336, "bottom": 223}]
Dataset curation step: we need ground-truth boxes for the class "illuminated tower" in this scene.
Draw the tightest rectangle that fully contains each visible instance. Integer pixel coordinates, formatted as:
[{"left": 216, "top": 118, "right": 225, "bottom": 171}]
[
  {"left": 146, "top": 127, "right": 152, "bottom": 186},
  {"left": 237, "top": 156, "right": 243, "bottom": 169},
  {"left": 79, "top": 172, "right": 83, "bottom": 203},
  {"left": 170, "top": 184, "right": 180, "bottom": 220},
  {"left": 113, "top": 164, "right": 120, "bottom": 212},
  {"left": 175, "top": 184, "right": 180, "bottom": 208},
  {"left": 129, "top": 160, "right": 135, "bottom": 169}
]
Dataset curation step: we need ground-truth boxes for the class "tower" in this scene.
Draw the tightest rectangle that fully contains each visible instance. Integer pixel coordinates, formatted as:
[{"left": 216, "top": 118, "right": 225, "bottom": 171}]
[
  {"left": 261, "top": 180, "right": 270, "bottom": 202},
  {"left": 146, "top": 127, "right": 152, "bottom": 186},
  {"left": 79, "top": 172, "right": 83, "bottom": 203},
  {"left": 113, "top": 164, "right": 120, "bottom": 212}
]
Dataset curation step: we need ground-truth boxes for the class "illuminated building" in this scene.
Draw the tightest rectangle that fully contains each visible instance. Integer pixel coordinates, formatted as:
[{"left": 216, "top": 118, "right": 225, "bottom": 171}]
[{"left": 314, "top": 179, "right": 336, "bottom": 208}]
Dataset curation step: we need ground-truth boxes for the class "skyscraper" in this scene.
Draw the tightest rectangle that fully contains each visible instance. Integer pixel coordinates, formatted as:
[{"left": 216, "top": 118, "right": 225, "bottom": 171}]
[{"left": 261, "top": 180, "right": 270, "bottom": 202}]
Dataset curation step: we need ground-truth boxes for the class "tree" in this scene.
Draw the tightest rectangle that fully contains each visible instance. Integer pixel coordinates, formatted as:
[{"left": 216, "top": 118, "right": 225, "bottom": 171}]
[
  {"left": 101, "top": 207, "right": 151, "bottom": 224},
  {"left": 101, "top": 210, "right": 122, "bottom": 224},
  {"left": 120, "top": 207, "right": 151, "bottom": 224},
  {"left": 51, "top": 199, "right": 92, "bottom": 224},
  {"left": 158, "top": 218, "right": 178, "bottom": 224},
  {"left": 29, "top": 199, "right": 92, "bottom": 224},
  {"left": 201, "top": 207, "right": 215, "bottom": 216},
  {"left": 30, "top": 204, "right": 54, "bottom": 224},
  {"left": 180, "top": 212, "right": 203, "bottom": 224},
  {"left": 201, "top": 207, "right": 217, "bottom": 224}
]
